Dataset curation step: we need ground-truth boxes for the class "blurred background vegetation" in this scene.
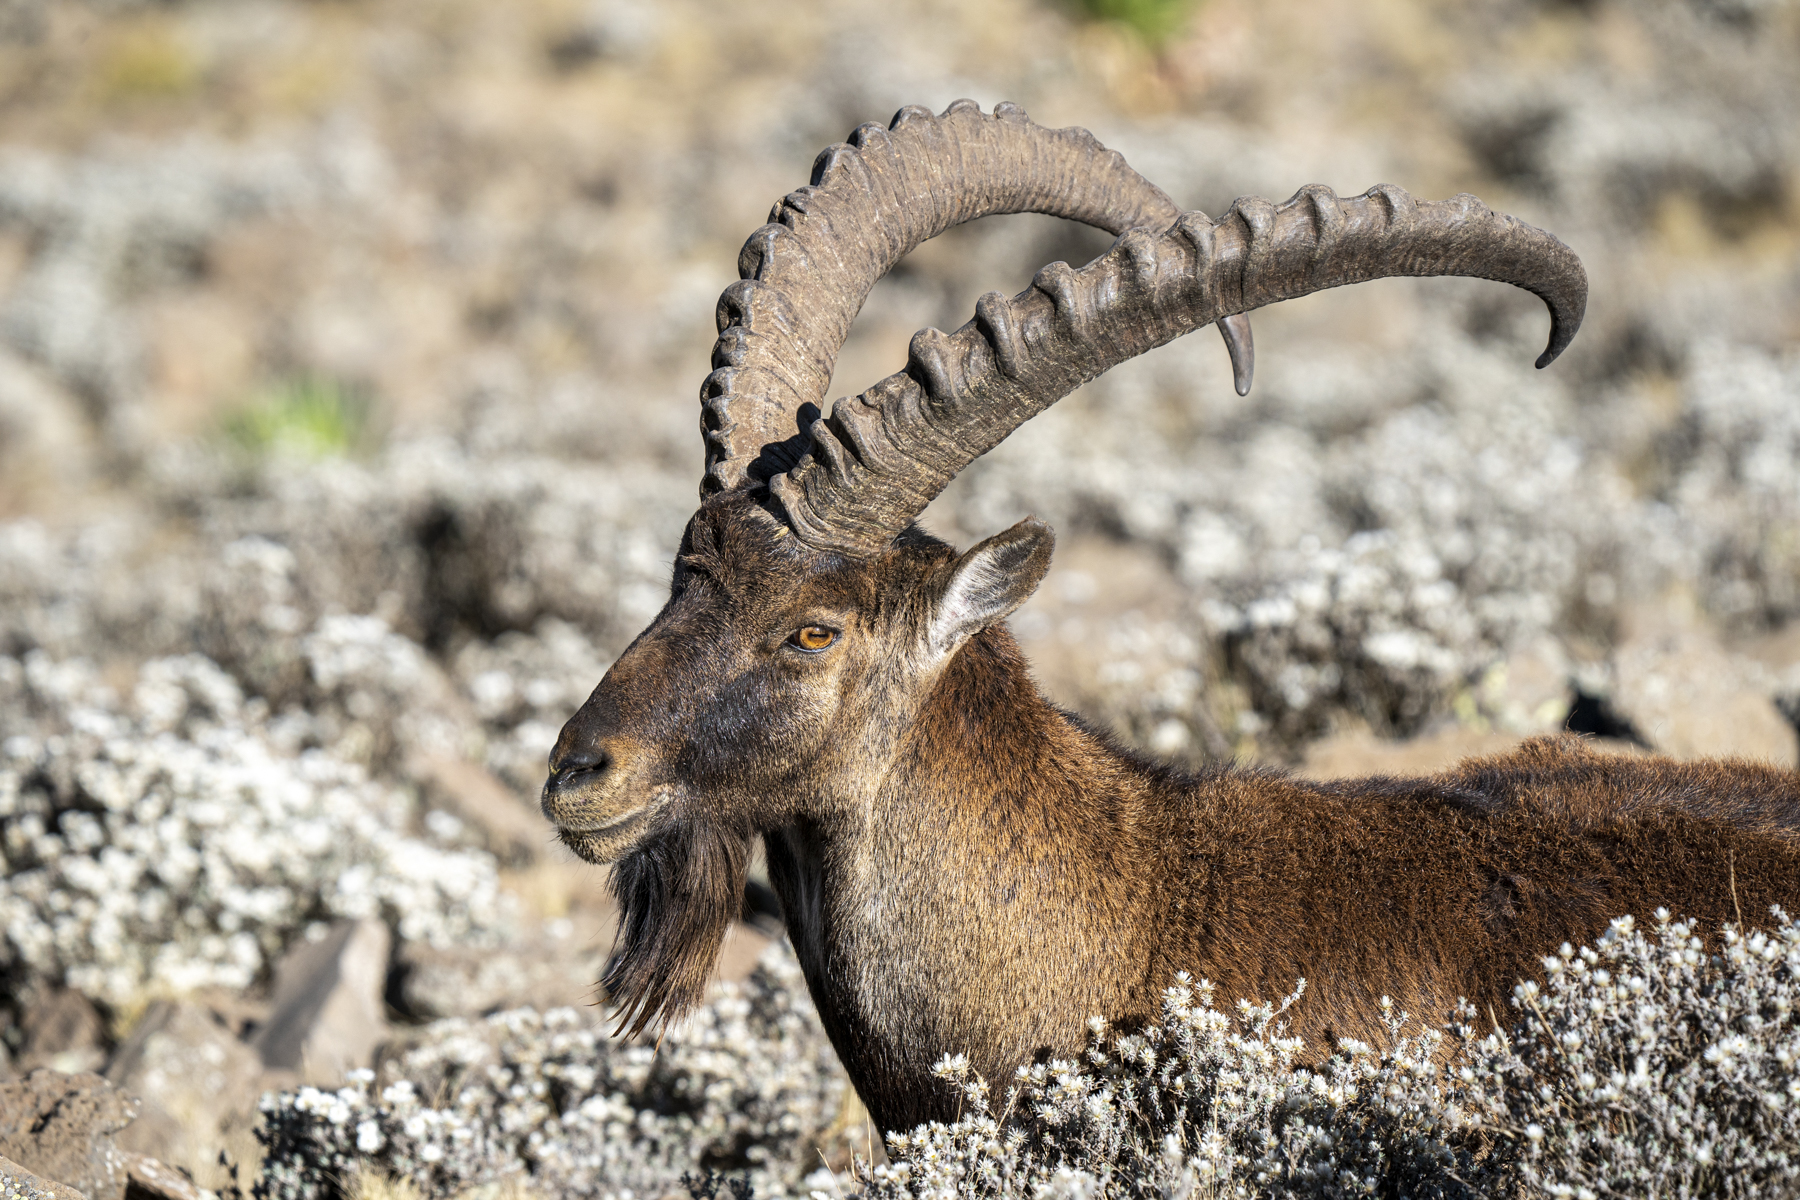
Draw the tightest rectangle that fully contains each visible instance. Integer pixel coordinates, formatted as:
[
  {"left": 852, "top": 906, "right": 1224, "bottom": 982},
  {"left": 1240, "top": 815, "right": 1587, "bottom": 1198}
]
[
  {"left": 1076, "top": 0, "right": 1200, "bottom": 47},
  {"left": 0, "top": 0, "right": 1797, "bottom": 757}
]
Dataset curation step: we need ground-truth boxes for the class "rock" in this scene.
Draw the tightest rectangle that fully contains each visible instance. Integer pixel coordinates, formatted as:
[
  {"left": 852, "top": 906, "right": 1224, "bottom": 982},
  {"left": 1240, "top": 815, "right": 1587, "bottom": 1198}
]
[
  {"left": 410, "top": 752, "right": 548, "bottom": 868},
  {"left": 0, "top": 1070, "right": 137, "bottom": 1200},
  {"left": 1297, "top": 726, "right": 1536, "bottom": 780},
  {"left": 119, "top": 1153, "right": 206, "bottom": 1200},
  {"left": 1482, "top": 635, "right": 1575, "bottom": 735},
  {"left": 395, "top": 912, "right": 612, "bottom": 1021},
  {"left": 0, "top": 1153, "right": 88, "bottom": 1200},
  {"left": 1735, "top": 620, "right": 1800, "bottom": 754},
  {"left": 394, "top": 910, "right": 769, "bottom": 1022},
  {"left": 0, "top": 348, "right": 92, "bottom": 514},
  {"left": 252, "top": 920, "right": 390, "bottom": 1085},
  {"left": 103, "top": 1002, "right": 266, "bottom": 1192},
  {"left": 15, "top": 991, "right": 105, "bottom": 1077},
  {"left": 1609, "top": 598, "right": 1797, "bottom": 766}
]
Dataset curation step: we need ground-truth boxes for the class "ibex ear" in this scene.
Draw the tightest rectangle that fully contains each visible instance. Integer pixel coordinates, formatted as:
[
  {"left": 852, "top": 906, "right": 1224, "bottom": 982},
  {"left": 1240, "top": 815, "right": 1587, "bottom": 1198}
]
[{"left": 926, "top": 518, "right": 1055, "bottom": 660}]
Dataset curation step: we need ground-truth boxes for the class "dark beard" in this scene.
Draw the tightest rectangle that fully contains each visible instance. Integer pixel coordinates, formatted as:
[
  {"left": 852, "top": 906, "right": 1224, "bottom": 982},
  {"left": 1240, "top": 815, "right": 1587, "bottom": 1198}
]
[{"left": 602, "top": 819, "right": 753, "bottom": 1037}]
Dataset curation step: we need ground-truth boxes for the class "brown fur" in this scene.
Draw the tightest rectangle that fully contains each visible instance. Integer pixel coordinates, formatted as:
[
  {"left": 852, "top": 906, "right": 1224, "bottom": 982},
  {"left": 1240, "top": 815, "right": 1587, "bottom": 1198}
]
[{"left": 544, "top": 496, "right": 1800, "bottom": 1133}]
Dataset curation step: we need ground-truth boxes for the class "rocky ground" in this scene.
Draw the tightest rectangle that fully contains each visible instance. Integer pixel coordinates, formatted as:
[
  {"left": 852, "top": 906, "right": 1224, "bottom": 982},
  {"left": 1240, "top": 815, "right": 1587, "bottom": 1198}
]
[{"left": 0, "top": 0, "right": 1797, "bottom": 1195}]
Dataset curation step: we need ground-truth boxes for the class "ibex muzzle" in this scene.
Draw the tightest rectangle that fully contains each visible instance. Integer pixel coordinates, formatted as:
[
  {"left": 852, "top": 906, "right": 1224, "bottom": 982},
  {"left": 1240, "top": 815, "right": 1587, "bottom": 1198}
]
[{"left": 548, "top": 101, "right": 1800, "bottom": 1135}]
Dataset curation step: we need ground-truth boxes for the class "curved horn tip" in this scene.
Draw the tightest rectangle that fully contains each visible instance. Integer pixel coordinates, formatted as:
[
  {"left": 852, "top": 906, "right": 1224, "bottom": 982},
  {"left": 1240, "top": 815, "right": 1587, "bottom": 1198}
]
[
  {"left": 1535, "top": 307, "right": 1585, "bottom": 369},
  {"left": 1219, "top": 313, "right": 1254, "bottom": 396}
]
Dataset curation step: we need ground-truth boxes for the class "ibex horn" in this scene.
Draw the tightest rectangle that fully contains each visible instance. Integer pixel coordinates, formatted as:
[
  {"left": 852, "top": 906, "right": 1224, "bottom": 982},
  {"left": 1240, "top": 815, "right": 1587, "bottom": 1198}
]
[
  {"left": 767, "top": 182, "right": 1587, "bottom": 556},
  {"left": 701, "top": 99, "right": 1198, "bottom": 497}
]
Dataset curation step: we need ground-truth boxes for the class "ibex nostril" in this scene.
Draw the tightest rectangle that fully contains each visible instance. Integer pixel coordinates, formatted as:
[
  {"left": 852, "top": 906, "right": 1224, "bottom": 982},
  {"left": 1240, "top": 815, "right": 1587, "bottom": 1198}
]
[{"left": 550, "top": 746, "right": 608, "bottom": 778}]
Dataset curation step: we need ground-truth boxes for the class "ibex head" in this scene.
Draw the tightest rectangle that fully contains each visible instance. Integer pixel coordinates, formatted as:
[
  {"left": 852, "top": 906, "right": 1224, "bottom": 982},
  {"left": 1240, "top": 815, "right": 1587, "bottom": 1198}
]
[
  {"left": 543, "top": 100, "right": 1587, "bottom": 1038},
  {"left": 544, "top": 489, "right": 1055, "bottom": 1034},
  {"left": 549, "top": 494, "right": 1054, "bottom": 828}
]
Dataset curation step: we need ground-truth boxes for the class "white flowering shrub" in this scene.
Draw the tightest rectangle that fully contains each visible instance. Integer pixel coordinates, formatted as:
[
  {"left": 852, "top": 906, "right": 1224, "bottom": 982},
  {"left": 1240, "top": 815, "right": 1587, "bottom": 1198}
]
[
  {"left": 256, "top": 946, "right": 852, "bottom": 1200},
  {"left": 869, "top": 982, "right": 1498, "bottom": 1200},
  {"left": 1, "top": 441, "right": 679, "bottom": 778},
  {"left": 1461, "top": 910, "right": 1800, "bottom": 1198},
  {"left": 1656, "top": 344, "right": 1800, "bottom": 627},
  {"left": 0, "top": 651, "right": 508, "bottom": 1008},
  {"left": 870, "top": 909, "right": 1800, "bottom": 1200},
  {"left": 181, "top": 443, "right": 688, "bottom": 659},
  {"left": 1205, "top": 530, "right": 1518, "bottom": 744},
  {"left": 448, "top": 617, "right": 617, "bottom": 794}
]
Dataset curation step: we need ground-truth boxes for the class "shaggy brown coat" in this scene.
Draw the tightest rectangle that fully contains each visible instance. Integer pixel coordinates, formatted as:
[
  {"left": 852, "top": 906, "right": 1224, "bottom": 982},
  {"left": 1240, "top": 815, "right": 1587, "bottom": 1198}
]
[{"left": 546, "top": 503, "right": 1800, "bottom": 1134}]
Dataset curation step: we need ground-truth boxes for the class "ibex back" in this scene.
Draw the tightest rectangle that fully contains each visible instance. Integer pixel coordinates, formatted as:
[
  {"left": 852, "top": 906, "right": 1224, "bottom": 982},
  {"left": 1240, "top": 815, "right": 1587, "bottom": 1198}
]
[{"left": 542, "top": 101, "right": 1800, "bottom": 1134}]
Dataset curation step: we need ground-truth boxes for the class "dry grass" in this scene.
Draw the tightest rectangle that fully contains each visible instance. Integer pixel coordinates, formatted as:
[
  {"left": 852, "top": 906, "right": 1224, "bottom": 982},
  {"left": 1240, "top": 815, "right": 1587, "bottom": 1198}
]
[
  {"left": 349, "top": 1171, "right": 422, "bottom": 1200},
  {"left": 353, "top": 1170, "right": 551, "bottom": 1200}
]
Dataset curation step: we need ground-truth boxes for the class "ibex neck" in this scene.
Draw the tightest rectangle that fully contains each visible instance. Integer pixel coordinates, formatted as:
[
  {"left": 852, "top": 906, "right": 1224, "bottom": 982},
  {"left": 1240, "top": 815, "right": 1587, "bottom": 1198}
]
[{"left": 765, "top": 625, "right": 1170, "bottom": 1133}]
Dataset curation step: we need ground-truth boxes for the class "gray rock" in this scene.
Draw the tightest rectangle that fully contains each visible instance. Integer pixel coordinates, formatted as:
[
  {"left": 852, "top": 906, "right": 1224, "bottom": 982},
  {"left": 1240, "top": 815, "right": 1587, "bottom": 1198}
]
[
  {"left": 1484, "top": 636, "right": 1576, "bottom": 736},
  {"left": 104, "top": 1001, "right": 266, "bottom": 1192},
  {"left": 0, "top": 1070, "right": 136, "bottom": 1200},
  {"left": 119, "top": 1152, "right": 206, "bottom": 1200},
  {"left": 396, "top": 909, "right": 773, "bottom": 1023},
  {"left": 252, "top": 920, "right": 390, "bottom": 1085},
  {"left": 396, "top": 912, "right": 611, "bottom": 1021},
  {"left": 0, "top": 1153, "right": 87, "bottom": 1200},
  {"left": 410, "top": 751, "right": 548, "bottom": 868},
  {"left": 1609, "top": 598, "right": 1797, "bottom": 766},
  {"left": 0, "top": 349, "right": 90, "bottom": 514},
  {"left": 14, "top": 991, "right": 104, "bottom": 1078}
]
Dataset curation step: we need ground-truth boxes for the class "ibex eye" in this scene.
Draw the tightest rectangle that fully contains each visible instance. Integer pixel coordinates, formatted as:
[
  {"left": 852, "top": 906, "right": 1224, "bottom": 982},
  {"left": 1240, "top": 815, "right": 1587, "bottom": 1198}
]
[{"left": 789, "top": 626, "right": 837, "bottom": 652}]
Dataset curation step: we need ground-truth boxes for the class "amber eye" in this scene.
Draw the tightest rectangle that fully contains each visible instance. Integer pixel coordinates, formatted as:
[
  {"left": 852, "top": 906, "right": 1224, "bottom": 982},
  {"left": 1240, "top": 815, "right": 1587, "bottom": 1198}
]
[{"left": 789, "top": 626, "right": 837, "bottom": 652}]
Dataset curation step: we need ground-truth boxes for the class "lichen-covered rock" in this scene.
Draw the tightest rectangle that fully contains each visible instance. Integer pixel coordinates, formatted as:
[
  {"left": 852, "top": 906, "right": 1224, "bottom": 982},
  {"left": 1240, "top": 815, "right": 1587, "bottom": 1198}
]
[
  {"left": 105, "top": 1000, "right": 269, "bottom": 1195},
  {"left": 0, "top": 1071, "right": 135, "bottom": 1200},
  {"left": 0, "top": 1153, "right": 88, "bottom": 1200}
]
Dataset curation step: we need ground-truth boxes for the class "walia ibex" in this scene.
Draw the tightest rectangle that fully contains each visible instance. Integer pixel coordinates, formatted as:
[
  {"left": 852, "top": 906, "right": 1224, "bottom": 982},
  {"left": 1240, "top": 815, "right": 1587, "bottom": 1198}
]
[{"left": 543, "top": 101, "right": 1800, "bottom": 1133}]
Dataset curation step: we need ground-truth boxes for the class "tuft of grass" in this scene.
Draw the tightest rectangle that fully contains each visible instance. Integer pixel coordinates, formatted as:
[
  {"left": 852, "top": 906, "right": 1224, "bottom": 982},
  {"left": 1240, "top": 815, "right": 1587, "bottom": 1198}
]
[
  {"left": 348, "top": 1172, "right": 420, "bottom": 1200},
  {"left": 100, "top": 22, "right": 201, "bottom": 101},
  {"left": 1076, "top": 0, "right": 1200, "bottom": 47},
  {"left": 223, "top": 377, "right": 372, "bottom": 461}
]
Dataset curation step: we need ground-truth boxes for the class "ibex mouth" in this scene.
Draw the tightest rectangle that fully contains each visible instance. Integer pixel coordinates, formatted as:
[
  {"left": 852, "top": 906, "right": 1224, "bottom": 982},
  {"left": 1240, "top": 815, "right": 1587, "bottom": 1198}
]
[{"left": 554, "top": 798, "right": 667, "bottom": 864}]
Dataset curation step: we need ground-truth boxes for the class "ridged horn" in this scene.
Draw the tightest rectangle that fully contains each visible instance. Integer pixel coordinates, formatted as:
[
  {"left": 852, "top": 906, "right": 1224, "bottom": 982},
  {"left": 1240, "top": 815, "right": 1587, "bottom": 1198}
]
[
  {"left": 767, "top": 183, "right": 1587, "bottom": 556},
  {"left": 700, "top": 99, "right": 1185, "bottom": 496}
]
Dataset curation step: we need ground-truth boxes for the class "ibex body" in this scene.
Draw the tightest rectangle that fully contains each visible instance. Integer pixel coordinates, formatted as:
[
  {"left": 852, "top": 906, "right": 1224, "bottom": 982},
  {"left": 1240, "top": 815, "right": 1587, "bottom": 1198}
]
[{"left": 543, "top": 101, "right": 1800, "bottom": 1134}]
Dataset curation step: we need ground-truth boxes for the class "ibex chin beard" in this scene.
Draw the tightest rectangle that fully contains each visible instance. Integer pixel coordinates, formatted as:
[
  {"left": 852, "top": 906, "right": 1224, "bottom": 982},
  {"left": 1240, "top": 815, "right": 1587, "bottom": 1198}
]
[
  {"left": 553, "top": 800, "right": 666, "bottom": 865},
  {"left": 600, "top": 817, "right": 754, "bottom": 1038}
]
